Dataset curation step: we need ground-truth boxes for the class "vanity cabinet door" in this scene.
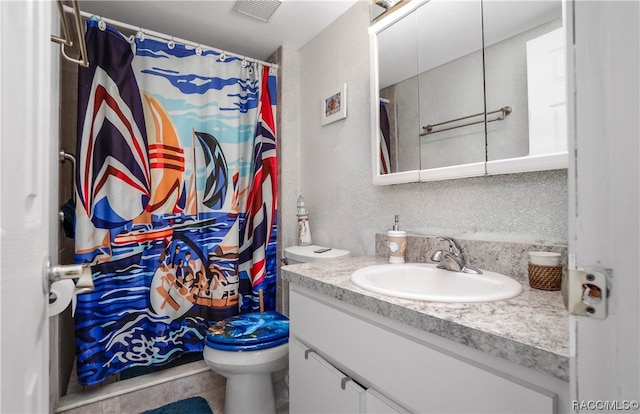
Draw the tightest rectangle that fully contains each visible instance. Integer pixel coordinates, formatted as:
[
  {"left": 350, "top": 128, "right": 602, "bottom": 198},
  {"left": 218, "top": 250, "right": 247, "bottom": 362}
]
[
  {"left": 291, "top": 289, "right": 559, "bottom": 413},
  {"left": 290, "top": 338, "right": 365, "bottom": 414},
  {"left": 365, "top": 389, "right": 409, "bottom": 414}
]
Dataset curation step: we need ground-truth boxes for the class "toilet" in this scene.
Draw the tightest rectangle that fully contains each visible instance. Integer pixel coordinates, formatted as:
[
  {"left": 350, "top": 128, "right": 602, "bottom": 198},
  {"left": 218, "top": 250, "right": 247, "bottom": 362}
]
[
  {"left": 283, "top": 244, "right": 351, "bottom": 265},
  {"left": 203, "top": 245, "right": 350, "bottom": 414},
  {"left": 204, "top": 311, "right": 290, "bottom": 414}
]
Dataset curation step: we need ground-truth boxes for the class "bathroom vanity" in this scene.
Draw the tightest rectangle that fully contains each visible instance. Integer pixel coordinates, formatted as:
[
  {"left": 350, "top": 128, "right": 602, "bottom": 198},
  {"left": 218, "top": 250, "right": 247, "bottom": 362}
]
[{"left": 282, "top": 256, "right": 570, "bottom": 413}]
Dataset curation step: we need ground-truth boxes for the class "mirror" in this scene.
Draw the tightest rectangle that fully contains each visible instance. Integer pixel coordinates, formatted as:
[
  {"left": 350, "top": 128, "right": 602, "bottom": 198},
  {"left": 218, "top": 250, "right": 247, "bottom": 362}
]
[
  {"left": 416, "top": 0, "right": 485, "bottom": 180},
  {"left": 377, "top": 7, "right": 420, "bottom": 176},
  {"left": 483, "top": 1, "right": 566, "bottom": 174},
  {"left": 370, "top": 0, "right": 568, "bottom": 185}
]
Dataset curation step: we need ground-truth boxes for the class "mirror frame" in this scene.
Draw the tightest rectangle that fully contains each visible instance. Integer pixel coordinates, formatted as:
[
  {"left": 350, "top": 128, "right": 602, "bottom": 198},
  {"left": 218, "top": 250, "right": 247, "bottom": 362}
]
[
  {"left": 369, "top": 0, "right": 423, "bottom": 185},
  {"left": 369, "top": 0, "right": 569, "bottom": 185}
]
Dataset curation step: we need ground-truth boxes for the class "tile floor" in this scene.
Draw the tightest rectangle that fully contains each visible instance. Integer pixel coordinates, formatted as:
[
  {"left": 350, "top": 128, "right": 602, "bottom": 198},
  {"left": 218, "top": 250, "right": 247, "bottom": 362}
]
[{"left": 57, "top": 362, "right": 225, "bottom": 414}]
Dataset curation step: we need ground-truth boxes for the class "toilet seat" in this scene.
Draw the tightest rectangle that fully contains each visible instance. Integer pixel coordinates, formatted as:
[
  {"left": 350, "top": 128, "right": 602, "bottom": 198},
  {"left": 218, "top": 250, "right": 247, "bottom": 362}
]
[{"left": 205, "top": 311, "right": 289, "bottom": 352}]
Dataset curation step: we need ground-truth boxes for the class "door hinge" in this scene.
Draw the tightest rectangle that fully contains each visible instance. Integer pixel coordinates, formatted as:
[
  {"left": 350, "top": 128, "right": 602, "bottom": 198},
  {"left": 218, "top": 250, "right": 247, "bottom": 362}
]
[{"left": 562, "top": 268, "right": 610, "bottom": 319}]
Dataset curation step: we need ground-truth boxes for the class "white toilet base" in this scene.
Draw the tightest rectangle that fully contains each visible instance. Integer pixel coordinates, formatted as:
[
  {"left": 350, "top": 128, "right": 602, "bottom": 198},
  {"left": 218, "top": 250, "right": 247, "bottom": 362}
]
[
  {"left": 204, "top": 343, "right": 288, "bottom": 414},
  {"left": 225, "top": 372, "right": 276, "bottom": 414}
]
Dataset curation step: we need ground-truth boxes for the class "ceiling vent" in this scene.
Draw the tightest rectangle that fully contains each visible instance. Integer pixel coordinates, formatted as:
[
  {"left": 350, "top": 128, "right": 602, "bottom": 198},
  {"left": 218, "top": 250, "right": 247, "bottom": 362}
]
[{"left": 233, "top": 0, "right": 283, "bottom": 23}]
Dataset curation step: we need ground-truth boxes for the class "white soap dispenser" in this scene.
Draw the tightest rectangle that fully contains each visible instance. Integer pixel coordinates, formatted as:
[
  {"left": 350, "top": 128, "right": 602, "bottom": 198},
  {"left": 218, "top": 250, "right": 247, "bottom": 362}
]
[
  {"left": 297, "top": 195, "right": 312, "bottom": 246},
  {"left": 387, "top": 215, "right": 407, "bottom": 263}
]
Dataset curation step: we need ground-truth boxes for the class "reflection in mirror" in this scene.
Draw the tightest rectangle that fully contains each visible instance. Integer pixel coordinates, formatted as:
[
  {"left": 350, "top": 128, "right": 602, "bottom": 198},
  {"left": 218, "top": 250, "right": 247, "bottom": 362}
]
[
  {"left": 483, "top": 1, "right": 566, "bottom": 162},
  {"left": 377, "top": 9, "right": 419, "bottom": 174},
  {"left": 371, "top": 0, "right": 567, "bottom": 184},
  {"left": 416, "top": 0, "right": 484, "bottom": 170}
]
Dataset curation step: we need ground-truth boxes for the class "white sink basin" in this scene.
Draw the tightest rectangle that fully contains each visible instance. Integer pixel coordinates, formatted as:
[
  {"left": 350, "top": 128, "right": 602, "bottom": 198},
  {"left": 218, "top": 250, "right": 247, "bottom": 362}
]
[{"left": 351, "top": 263, "right": 522, "bottom": 302}]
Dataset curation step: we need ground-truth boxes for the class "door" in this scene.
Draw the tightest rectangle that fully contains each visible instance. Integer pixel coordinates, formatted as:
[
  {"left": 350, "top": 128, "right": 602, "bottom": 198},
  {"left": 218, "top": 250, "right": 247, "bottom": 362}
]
[
  {"left": 526, "top": 27, "right": 567, "bottom": 156},
  {"left": 364, "top": 389, "right": 408, "bottom": 414},
  {"left": 568, "top": 0, "right": 639, "bottom": 409},
  {"left": 290, "top": 338, "right": 365, "bottom": 414},
  {"left": 1, "top": 1, "right": 57, "bottom": 413}
]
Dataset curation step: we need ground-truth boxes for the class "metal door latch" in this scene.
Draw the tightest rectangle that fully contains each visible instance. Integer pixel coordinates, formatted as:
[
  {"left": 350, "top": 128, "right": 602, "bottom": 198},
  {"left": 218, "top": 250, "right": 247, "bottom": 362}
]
[
  {"left": 43, "top": 256, "right": 94, "bottom": 295},
  {"left": 562, "top": 268, "right": 610, "bottom": 319}
]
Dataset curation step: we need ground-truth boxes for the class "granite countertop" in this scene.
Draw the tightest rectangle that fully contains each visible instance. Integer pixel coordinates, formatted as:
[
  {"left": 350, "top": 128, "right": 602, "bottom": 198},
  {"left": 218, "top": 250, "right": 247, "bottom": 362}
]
[{"left": 282, "top": 256, "right": 570, "bottom": 382}]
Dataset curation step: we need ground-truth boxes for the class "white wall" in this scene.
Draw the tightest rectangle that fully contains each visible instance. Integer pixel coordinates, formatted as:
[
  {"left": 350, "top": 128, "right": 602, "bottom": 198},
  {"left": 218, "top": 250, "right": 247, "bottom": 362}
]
[{"left": 282, "top": 1, "right": 567, "bottom": 258}]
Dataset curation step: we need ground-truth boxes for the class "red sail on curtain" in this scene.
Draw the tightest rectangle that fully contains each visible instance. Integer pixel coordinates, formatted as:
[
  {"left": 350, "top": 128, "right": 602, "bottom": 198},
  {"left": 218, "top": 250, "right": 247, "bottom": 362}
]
[{"left": 238, "top": 66, "right": 278, "bottom": 312}]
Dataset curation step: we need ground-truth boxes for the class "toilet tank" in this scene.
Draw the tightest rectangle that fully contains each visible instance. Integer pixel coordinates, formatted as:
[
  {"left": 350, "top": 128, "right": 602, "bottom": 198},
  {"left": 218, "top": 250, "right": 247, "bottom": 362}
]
[{"left": 284, "top": 245, "right": 351, "bottom": 264}]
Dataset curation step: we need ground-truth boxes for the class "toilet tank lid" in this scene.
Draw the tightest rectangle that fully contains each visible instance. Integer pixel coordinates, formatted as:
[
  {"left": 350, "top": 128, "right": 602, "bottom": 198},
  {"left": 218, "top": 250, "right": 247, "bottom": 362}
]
[{"left": 284, "top": 245, "right": 351, "bottom": 262}]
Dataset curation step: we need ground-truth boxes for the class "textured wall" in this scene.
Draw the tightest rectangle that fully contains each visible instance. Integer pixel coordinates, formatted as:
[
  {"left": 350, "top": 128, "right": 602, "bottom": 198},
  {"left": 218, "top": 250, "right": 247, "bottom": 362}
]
[
  {"left": 283, "top": 1, "right": 568, "bottom": 260},
  {"left": 277, "top": 47, "right": 302, "bottom": 256},
  {"left": 295, "top": 1, "right": 377, "bottom": 256}
]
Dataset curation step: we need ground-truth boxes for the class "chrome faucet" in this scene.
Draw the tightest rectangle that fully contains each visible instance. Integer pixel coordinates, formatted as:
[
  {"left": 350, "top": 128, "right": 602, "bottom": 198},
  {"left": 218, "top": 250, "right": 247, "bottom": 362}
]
[{"left": 430, "top": 237, "right": 482, "bottom": 274}]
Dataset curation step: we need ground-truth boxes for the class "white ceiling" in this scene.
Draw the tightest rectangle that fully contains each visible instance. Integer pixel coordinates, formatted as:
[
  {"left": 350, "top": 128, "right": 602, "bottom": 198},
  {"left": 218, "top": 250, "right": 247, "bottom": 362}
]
[{"left": 80, "top": 0, "right": 360, "bottom": 61}]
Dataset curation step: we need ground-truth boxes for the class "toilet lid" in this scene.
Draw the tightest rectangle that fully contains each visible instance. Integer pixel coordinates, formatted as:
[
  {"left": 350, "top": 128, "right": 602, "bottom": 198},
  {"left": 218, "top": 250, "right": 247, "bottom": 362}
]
[
  {"left": 205, "top": 336, "right": 288, "bottom": 352},
  {"left": 205, "top": 311, "right": 289, "bottom": 351}
]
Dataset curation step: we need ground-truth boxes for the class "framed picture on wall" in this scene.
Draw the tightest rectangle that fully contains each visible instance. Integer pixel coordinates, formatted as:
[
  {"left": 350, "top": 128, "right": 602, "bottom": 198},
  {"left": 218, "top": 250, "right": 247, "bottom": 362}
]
[{"left": 321, "top": 84, "right": 347, "bottom": 125}]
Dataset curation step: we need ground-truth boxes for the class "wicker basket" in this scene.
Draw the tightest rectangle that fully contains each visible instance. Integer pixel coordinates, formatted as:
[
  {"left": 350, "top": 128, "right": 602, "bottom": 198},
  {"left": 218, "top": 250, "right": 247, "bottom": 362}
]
[{"left": 528, "top": 263, "right": 563, "bottom": 291}]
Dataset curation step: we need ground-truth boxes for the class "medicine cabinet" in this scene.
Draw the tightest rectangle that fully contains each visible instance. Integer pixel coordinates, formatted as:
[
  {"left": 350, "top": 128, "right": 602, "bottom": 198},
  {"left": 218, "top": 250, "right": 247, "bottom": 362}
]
[{"left": 370, "top": 0, "right": 568, "bottom": 185}]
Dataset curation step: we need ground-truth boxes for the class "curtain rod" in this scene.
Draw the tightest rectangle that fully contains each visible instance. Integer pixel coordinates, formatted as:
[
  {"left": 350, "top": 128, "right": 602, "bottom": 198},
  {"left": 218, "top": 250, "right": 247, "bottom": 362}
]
[{"left": 62, "top": 5, "right": 279, "bottom": 70}]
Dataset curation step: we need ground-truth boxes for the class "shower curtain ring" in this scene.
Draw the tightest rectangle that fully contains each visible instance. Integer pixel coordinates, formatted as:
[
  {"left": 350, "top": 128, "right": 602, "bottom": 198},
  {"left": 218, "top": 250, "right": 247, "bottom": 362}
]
[
  {"left": 137, "top": 29, "right": 145, "bottom": 41},
  {"left": 195, "top": 45, "right": 202, "bottom": 56},
  {"left": 219, "top": 51, "right": 226, "bottom": 62},
  {"left": 98, "top": 19, "right": 106, "bottom": 31},
  {"left": 168, "top": 37, "right": 175, "bottom": 49},
  {"left": 241, "top": 57, "right": 249, "bottom": 68}
]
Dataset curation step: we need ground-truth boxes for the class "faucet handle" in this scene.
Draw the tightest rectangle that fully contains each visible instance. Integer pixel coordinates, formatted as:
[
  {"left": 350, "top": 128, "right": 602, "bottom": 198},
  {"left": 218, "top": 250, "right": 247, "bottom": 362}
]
[{"left": 437, "top": 237, "right": 462, "bottom": 256}]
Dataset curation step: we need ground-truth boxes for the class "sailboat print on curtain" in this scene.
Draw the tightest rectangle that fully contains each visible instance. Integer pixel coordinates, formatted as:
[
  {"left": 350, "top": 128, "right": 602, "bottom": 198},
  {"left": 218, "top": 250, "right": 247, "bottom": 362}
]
[
  {"left": 141, "top": 93, "right": 185, "bottom": 215},
  {"left": 75, "top": 23, "right": 151, "bottom": 262},
  {"left": 195, "top": 131, "right": 228, "bottom": 211},
  {"left": 74, "top": 19, "right": 277, "bottom": 385},
  {"left": 238, "top": 66, "right": 278, "bottom": 313}
]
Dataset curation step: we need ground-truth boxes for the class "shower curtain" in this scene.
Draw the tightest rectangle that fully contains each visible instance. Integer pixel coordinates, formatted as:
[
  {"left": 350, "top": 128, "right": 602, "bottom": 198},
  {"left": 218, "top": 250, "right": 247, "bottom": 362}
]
[
  {"left": 73, "top": 20, "right": 278, "bottom": 386},
  {"left": 379, "top": 100, "right": 391, "bottom": 174}
]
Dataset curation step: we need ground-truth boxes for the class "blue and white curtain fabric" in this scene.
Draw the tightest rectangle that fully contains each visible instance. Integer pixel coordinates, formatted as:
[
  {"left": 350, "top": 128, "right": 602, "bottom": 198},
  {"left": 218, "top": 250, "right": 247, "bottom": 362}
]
[
  {"left": 74, "top": 20, "right": 278, "bottom": 385},
  {"left": 379, "top": 99, "right": 391, "bottom": 174}
]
